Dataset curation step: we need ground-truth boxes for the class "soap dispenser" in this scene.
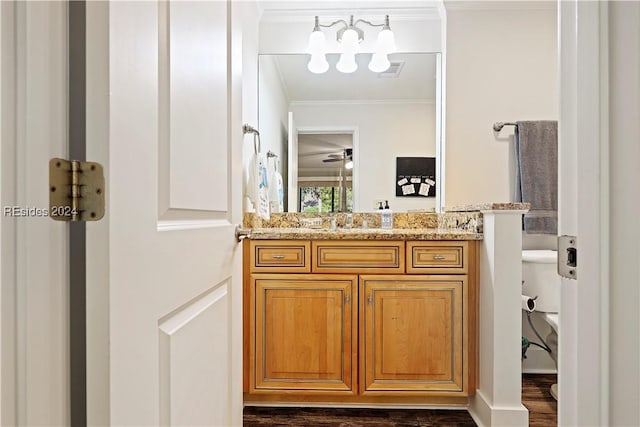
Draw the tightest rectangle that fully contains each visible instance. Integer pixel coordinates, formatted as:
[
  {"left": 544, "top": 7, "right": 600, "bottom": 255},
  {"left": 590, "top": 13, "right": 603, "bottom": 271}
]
[{"left": 381, "top": 200, "right": 393, "bottom": 229}]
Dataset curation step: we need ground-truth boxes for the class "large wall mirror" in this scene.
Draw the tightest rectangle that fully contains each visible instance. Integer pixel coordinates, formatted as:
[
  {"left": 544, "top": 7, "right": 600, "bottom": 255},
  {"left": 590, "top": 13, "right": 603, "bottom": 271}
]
[{"left": 258, "top": 51, "right": 441, "bottom": 213}]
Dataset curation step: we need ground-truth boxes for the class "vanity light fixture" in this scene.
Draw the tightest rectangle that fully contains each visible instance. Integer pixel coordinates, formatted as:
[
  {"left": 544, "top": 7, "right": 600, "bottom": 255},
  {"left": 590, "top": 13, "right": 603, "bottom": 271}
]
[
  {"left": 306, "top": 14, "right": 396, "bottom": 74},
  {"left": 368, "top": 52, "right": 391, "bottom": 73},
  {"left": 307, "top": 17, "right": 330, "bottom": 74}
]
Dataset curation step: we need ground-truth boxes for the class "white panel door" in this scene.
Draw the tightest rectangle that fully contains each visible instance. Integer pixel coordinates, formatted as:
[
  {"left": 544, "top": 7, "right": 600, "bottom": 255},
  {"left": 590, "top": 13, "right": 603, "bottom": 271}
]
[
  {"left": 287, "top": 112, "right": 298, "bottom": 212},
  {"left": 86, "top": 1, "right": 243, "bottom": 425}
]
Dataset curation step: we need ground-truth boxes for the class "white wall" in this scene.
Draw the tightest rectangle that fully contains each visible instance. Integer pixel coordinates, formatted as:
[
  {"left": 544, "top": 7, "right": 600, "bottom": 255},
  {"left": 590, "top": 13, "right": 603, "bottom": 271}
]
[
  {"left": 292, "top": 102, "right": 436, "bottom": 212},
  {"left": 257, "top": 56, "right": 289, "bottom": 162},
  {"left": 241, "top": 1, "right": 259, "bottom": 146},
  {"left": 444, "top": 6, "right": 558, "bottom": 207},
  {"left": 444, "top": 4, "right": 559, "bottom": 374},
  {"left": 241, "top": 1, "right": 261, "bottom": 211},
  {"left": 255, "top": 55, "right": 289, "bottom": 210}
]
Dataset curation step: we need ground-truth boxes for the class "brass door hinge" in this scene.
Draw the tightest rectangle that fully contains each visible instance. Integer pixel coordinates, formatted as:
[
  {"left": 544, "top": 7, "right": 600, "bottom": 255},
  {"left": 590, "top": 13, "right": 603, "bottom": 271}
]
[{"left": 49, "top": 158, "right": 105, "bottom": 222}]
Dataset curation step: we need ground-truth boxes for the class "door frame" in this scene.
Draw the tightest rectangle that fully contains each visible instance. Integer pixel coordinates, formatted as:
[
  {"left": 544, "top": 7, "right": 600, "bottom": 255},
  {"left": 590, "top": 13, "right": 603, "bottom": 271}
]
[
  {"left": 0, "top": 3, "right": 19, "bottom": 424},
  {"left": 295, "top": 125, "right": 360, "bottom": 212},
  {"left": 558, "top": 1, "right": 609, "bottom": 425},
  {"left": 1, "top": 2, "right": 71, "bottom": 425}
]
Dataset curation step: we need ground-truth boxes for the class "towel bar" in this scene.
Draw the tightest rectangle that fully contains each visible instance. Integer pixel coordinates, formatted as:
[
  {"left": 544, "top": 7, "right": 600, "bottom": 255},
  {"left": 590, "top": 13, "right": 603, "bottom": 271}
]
[
  {"left": 243, "top": 123, "right": 262, "bottom": 154},
  {"left": 243, "top": 123, "right": 260, "bottom": 136},
  {"left": 493, "top": 122, "right": 517, "bottom": 132}
]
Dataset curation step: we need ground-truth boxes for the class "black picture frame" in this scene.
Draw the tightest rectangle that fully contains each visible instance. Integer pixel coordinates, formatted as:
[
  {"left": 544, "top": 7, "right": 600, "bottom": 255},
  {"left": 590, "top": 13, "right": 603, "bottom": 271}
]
[{"left": 395, "top": 157, "right": 436, "bottom": 197}]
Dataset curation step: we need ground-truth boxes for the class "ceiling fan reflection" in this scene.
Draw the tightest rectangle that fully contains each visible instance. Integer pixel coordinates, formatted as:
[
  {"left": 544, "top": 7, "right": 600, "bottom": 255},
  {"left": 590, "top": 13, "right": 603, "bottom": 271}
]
[
  {"left": 322, "top": 148, "right": 352, "bottom": 163},
  {"left": 323, "top": 148, "right": 353, "bottom": 169}
]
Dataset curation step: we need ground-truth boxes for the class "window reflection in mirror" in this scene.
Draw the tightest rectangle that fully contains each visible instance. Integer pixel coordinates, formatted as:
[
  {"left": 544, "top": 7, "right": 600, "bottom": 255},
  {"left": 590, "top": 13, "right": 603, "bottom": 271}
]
[{"left": 258, "top": 52, "right": 440, "bottom": 213}]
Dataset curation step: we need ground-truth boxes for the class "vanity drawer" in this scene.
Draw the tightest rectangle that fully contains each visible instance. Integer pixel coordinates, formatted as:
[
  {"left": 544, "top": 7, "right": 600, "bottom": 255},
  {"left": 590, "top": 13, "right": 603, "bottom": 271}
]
[
  {"left": 312, "top": 241, "right": 405, "bottom": 274},
  {"left": 250, "top": 240, "right": 311, "bottom": 273},
  {"left": 407, "top": 241, "right": 468, "bottom": 274}
]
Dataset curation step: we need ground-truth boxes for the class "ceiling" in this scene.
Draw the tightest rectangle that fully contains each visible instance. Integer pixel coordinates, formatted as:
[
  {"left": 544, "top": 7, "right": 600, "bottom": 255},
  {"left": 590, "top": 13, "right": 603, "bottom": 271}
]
[
  {"left": 298, "top": 133, "right": 353, "bottom": 178},
  {"left": 269, "top": 53, "right": 437, "bottom": 102}
]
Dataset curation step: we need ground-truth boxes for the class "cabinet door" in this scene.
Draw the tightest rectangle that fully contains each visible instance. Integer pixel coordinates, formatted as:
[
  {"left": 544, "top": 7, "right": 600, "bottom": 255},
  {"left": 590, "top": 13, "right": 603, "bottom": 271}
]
[
  {"left": 251, "top": 274, "right": 357, "bottom": 394},
  {"left": 360, "top": 275, "right": 466, "bottom": 395}
]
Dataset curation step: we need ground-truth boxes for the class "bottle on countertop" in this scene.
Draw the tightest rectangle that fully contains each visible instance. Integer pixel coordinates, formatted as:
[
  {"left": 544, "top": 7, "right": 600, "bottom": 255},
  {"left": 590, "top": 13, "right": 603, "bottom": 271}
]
[{"left": 381, "top": 200, "right": 393, "bottom": 229}]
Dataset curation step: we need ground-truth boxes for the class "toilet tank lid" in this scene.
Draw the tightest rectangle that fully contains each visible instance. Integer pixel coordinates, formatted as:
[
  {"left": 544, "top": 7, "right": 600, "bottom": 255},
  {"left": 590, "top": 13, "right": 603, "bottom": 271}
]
[{"left": 522, "top": 250, "right": 558, "bottom": 263}]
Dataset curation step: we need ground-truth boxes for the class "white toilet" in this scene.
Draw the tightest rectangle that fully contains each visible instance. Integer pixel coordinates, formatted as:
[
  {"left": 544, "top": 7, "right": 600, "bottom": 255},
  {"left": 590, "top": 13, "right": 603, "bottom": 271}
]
[{"left": 522, "top": 250, "right": 560, "bottom": 399}]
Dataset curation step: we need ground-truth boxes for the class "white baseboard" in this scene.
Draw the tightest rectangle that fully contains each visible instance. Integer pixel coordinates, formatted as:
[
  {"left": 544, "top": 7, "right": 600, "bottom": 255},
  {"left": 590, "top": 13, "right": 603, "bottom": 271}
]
[
  {"left": 522, "top": 346, "right": 557, "bottom": 373},
  {"left": 468, "top": 390, "right": 529, "bottom": 427},
  {"left": 523, "top": 367, "right": 557, "bottom": 374}
]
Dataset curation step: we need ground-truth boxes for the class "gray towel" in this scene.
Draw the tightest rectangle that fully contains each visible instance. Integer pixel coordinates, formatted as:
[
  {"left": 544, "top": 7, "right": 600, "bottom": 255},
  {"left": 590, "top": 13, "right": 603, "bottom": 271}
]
[{"left": 515, "top": 121, "right": 558, "bottom": 234}]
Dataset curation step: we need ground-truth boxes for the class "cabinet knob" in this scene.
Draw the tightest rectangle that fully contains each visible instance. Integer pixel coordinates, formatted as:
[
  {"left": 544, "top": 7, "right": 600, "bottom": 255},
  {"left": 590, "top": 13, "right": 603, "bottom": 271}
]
[
  {"left": 272, "top": 255, "right": 285, "bottom": 260},
  {"left": 345, "top": 295, "right": 350, "bottom": 304},
  {"left": 368, "top": 294, "right": 373, "bottom": 305},
  {"left": 433, "top": 254, "right": 446, "bottom": 260}
]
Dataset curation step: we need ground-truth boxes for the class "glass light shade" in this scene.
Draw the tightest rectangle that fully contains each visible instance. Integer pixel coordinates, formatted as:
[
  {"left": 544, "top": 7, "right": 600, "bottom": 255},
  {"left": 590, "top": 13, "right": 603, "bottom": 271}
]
[
  {"left": 339, "top": 28, "right": 360, "bottom": 54},
  {"left": 376, "top": 28, "right": 396, "bottom": 54},
  {"left": 368, "top": 52, "right": 391, "bottom": 73},
  {"left": 306, "top": 30, "right": 326, "bottom": 55},
  {"left": 345, "top": 160, "right": 353, "bottom": 170},
  {"left": 336, "top": 53, "right": 357, "bottom": 73},
  {"left": 307, "top": 53, "right": 329, "bottom": 74}
]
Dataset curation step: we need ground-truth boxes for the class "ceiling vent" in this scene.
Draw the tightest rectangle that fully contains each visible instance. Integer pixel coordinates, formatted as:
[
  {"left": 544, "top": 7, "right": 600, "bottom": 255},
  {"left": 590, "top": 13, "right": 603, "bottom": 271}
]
[{"left": 377, "top": 60, "right": 405, "bottom": 78}]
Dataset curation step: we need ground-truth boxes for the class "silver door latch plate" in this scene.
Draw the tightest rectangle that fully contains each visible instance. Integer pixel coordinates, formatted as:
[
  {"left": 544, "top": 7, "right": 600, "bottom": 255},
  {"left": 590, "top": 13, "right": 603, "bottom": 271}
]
[{"left": 558, "top": 235, "right": 577, "bottom": 279}]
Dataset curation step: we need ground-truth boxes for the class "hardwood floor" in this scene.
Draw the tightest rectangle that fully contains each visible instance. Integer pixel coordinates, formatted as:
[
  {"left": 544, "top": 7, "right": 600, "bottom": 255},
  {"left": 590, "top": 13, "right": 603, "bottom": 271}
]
[
  {"left": 243, "top": 374, "right": 558, "bottom": 426},
  {"left": 523, "top": 374, "right": 557, "bottom": 427},
  {"left": 243, "top": 406, "right": 475, "bottom": 427}
]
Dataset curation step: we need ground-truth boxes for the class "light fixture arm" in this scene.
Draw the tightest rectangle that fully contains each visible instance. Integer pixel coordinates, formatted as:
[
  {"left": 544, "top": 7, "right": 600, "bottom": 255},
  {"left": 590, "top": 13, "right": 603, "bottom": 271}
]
[
  {"left": 336, "top": 15, "right": 364, "bottom": 42},
  {"left": 313, "top": 14, "right": 392, "bottom": 42},
  {"left": 354, "top": 14, "right": 390, "bottom": 29},
  {"left": 315, "top": 16, "right": 348, "bottom": 30}
]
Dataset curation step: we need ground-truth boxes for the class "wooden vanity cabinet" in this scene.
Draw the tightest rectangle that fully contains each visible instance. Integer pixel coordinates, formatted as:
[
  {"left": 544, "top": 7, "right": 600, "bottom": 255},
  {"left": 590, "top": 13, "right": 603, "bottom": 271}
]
[
  {"left": 360, "top": 275, "right": 466, "bottom": 395},
  {"left": 251, "top": 274, "right": 357, "bottom": 394},
  {"left": 244, "top": 239, "right": 478, "bottom": 403}
]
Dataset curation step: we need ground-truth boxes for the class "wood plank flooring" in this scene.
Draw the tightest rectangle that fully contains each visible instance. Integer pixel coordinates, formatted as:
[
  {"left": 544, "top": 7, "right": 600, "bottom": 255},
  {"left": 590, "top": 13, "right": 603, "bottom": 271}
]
[
  {"left": 523, "top": 374, "right": 557, "bottom": 427},
  {"left": 243, "top": 406, "right": 475, "bottom": 427},
  {"left": 243, "top": 374, "right": 557, "bottom": 426}
]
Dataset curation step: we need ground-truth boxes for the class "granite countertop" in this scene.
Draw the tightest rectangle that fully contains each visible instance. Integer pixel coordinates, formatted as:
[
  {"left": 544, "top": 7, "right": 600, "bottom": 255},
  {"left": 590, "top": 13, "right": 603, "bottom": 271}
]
[
  {"left": 445, "top": 202, "right": 530, "bottom": 212},
  {"left": 240, "top": 208, "right": 510, "bottom": 241},
  {"left": 248, "top": 227, "right": 483, "bottom": 241}
]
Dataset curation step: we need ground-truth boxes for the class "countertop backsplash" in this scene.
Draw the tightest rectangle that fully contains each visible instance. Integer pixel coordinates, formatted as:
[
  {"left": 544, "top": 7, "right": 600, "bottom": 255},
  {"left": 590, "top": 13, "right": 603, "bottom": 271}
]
[{"left": 243, "top": 211, "right": 484, "bottom": 234}]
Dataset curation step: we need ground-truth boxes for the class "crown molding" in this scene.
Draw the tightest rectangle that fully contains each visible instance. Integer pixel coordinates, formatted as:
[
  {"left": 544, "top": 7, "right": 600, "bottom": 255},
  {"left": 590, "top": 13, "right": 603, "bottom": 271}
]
[
  {"left": 443, "top": 0, "right": 556, "bottom": 12},
  {"left": 290, "top": 99, "right": 435, "bottom": 106},
  {"left": 259, "top": 8, "right": 442, "bottom": 23}
]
